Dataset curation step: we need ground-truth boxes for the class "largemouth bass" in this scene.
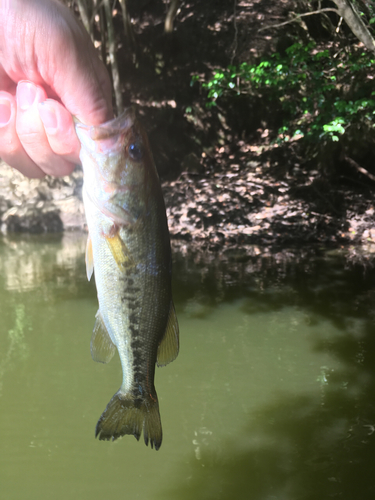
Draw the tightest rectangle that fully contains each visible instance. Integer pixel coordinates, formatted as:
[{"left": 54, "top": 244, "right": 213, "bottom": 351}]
[{"left": 75, "top": 108, "right": 179, "bottom": 450}]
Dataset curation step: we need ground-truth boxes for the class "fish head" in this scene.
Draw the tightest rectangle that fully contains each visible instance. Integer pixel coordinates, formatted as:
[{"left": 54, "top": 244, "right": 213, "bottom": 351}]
[{"left": 75, "top": 107, "right": 157, "bottom": 225}]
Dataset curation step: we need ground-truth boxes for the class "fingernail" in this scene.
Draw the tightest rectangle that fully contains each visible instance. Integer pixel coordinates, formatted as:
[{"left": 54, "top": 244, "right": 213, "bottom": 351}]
[
  {"left": 17, "top": 81, "right": 37, "bottom": 110},
  {"left": 0, "top": 98, "right": 11, "bottom": 126},
  {"left": 38, "top": 101, "right": 58, "bottom": 134}
]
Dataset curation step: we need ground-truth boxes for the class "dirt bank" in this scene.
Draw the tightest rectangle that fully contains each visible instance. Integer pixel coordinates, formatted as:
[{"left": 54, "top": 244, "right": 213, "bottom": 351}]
[{"left": 1, "top": 155, "right": 374, "bottom": 257}]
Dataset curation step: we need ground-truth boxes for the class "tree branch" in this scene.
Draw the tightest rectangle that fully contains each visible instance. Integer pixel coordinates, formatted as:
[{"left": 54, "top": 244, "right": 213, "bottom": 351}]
[
  {"left": 103, "top": 0, "right": 123, "bottom": 114},
  {"left": 164, "top": 0, "right": 180, "bottom": 33},
  {"left": 119, "top": 0, "right": 135, "bottom": 46},
  {"left": 76, "top": 0, "right": 93, "bottom": 40},
  {"left": 259, "top": 1, "right": 375, "bottom": 53},
  {"left": 230, "top": 0, "right": 238, "bottom": 65},
  {"left": 258, "top": 8, "right": 339, "bottom": 32},
  {"left": 343, "top": 155, "right": 375, "bottom": 182},
  {"left": 331, "top": 0, "right": 375, "bottom": 53}
]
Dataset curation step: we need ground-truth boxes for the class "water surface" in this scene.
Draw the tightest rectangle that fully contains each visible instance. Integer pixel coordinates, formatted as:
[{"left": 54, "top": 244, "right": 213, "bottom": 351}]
[{"left": 1, "top": 234, "right": 375, "bottom": 500}]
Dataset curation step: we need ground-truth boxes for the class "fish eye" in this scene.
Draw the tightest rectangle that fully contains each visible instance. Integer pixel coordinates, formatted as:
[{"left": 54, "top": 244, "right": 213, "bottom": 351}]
[{"left": 128, "top": 142, "right": 143, "bottom": 161}]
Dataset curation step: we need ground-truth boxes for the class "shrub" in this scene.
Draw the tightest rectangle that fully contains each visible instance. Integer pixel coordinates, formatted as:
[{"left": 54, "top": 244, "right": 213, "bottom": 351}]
[{"left": 193, "top": 42, "right": 375, "bottom": 144}]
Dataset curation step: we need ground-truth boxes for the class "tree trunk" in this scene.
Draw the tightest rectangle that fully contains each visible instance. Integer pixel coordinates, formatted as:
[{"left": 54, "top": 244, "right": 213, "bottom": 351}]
[{"left": 331, "top": 0, "right": 375, "bottom": 52}]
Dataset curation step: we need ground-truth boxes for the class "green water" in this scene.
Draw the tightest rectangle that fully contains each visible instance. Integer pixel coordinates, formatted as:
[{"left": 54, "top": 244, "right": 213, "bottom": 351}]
[{"left": 1, "top": 234, "right": 375, "bottom": 500}]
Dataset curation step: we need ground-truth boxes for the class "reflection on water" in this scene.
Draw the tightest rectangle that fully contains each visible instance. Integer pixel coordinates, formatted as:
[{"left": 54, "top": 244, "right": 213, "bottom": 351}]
[
  {"left": 0, "top": 232, "right": 85, "bottom": 292},
  {"left": 1, "top": 234, "right": 375, "bottom": 500},
  {"left": 0, "top": 304, "right": 29, "bottom": 396}
]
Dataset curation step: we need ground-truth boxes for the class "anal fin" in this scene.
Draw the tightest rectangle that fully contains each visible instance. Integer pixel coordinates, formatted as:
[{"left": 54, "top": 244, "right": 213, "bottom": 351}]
[
  {"left": 91, "top": 310, "right": 116, "bottom": 363},
  {"left": 157, "top": 302, "right": 179, "bottom": 367}
]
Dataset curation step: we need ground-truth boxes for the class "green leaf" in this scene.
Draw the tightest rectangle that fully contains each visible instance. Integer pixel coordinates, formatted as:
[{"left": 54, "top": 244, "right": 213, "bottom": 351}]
[{"left": 197, "top": 38, "right": 374, "bottom": 147}]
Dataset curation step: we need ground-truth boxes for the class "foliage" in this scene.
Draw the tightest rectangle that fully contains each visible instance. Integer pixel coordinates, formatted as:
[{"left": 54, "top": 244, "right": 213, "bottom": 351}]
[
  {"left": 354, "top": 0, "right": 375, "bottom": 25},
  {"left": 194, "top": 42, "right": 375, "bottom": 144}
]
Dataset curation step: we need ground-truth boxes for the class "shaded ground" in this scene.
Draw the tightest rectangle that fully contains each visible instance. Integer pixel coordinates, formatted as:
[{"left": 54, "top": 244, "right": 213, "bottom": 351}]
[
  {"left": 0, "top": 0, "right": 374, "bottom": 252},
  {"left": 163, "top": 155, "right": 375, "bottom": 250}
]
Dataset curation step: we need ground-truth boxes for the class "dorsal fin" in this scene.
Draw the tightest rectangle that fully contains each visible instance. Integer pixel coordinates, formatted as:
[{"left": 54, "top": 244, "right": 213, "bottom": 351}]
[{"left": 157, "top": 302, "right": 179, "bottom": 367}]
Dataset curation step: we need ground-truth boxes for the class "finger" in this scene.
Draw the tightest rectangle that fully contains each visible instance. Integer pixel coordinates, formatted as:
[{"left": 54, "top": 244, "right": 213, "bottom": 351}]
[
  {"left": 1, "top": 0, "right": 113, "bottom": 126},
  {"left": 33, "top": 1, "right": 113, "bottom": 125},
  {"left": 0, "top": 65, "right": 16, "bottom": 94},
  {"left": 38, "top": 99, "right": 81, "bottom": 164},
  {"left": 56, "top": 50, "right": 114, "bottom": 126},
  {"left": 16, "top": 81, "right": 76, "bottom": 177},
  {"left": 0, "top": 90, "right": 45, "bottom": 178},
  {"left": 51, "top": 15, "right": 113, "bottom": 125}
]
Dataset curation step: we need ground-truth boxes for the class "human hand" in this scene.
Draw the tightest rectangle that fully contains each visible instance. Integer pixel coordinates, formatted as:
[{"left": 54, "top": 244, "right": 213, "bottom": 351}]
[{"left": 0, "top": 0, "right": 113, "bottom": 178}]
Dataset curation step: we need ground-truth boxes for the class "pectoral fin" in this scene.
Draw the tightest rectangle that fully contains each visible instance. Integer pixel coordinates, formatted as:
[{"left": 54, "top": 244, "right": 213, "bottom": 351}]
[
  {"left": 157, "top": 302, "right": 179, "bottom": 367},
  {"left": 91, "top": 310, "right": 116, "bottom": 363},
  {"left": 105, "top": 231, "right": 135, "bottom": 271},
  {"left": 85, "top": 235, "right": 94, "bottom": 281}
]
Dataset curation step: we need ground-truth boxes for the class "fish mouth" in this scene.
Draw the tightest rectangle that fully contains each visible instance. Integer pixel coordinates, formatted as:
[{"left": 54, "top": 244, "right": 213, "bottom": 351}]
[{"left": 75, "top": 107, "right": 136, "bottom": 141}]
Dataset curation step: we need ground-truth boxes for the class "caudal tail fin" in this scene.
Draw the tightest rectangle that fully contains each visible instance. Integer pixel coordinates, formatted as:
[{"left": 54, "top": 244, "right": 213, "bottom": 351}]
[{"left": 95, "top": 390, "right": 162, "bottom": 450}]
